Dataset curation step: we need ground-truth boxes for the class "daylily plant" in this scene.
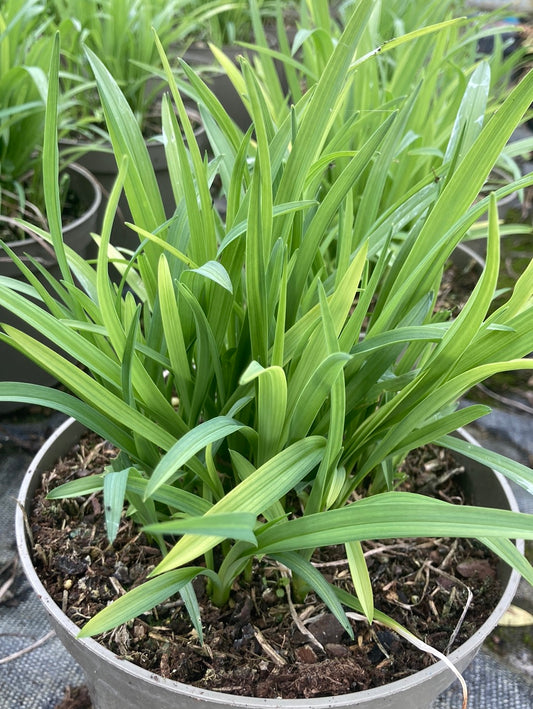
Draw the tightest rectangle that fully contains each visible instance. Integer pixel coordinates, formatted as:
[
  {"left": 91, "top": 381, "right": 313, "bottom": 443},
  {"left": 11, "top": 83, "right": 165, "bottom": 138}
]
[{"left": 1, "top": 0, "right": 533, "bottom": 652}]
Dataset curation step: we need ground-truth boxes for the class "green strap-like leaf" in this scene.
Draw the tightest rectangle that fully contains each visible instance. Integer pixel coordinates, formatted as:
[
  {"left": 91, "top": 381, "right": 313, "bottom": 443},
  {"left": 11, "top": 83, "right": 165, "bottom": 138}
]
[
  {"left": 144, "top": 417, "right": 246, "bottom": 500},
  {"left": 443, "top": 61, "right": 491, "bottom": 168},
  {"left": 287, "top": 352, "right": 351, "bottom": 442},
  {"left": 0, "top": 328, "right": 177, "bottom": 451},
  {"left": 47, "top": 474, "right": 105, "bottom": 500},
  {"left": 42, "top": 32, "right": 71, "bottom": 286},
  {"left": 78, "top": 566, "right": 212, "bottom": 638},
  {"left": 346, "top": 540, "right": 374, "bottom": 623},
  {"left": 283, "top": 243, "right": 368, "bottom": 365},
  {"left": 255, "top": 492, "right": 533, "bottom": 554},
  {"left": 151, "top": 436, "right": 326, "bottom": 575},
  {"left": 240, "top": 361, "right": 288, "bottom": 465},
  {"left": 246, "top": 162, "right": 269, "bottom": 365},
  {"left": 424, "top": 193, "right": 500, "bottom": 383},
  {"left": 188, "top": 261, "right": 234, "bottom": 294},
  {"left": 378, "top": 68, "right": 533, "bottom": 326},
  {"left": 177, "top": 282, "right": 228, "bottom": 424},
  {"left": 85, "top": 47, "right": 165, "bottom": 234},
  {"left": 155, "top": 36, "right": 217, "bottom": 263},
  {"left": 143, "top": 512, "right": 258, "bottom": 546},
  {"left": 288, "top": 111, "right": 396, "bottom": 319},
  {"left": 275, "top": 0, "right": 375, "bottom": 214},
  {"left": 157, "top": 255, "right": 192, "bottom": 418},
  {"left": 0, "top": 285, "right": 121, "bottom": 389},
  {"left": 103, "top": 467, "right": 130, "bottom": 544},
  {"left": 438, "top": 434, "right": 533, "bottom": 497}
]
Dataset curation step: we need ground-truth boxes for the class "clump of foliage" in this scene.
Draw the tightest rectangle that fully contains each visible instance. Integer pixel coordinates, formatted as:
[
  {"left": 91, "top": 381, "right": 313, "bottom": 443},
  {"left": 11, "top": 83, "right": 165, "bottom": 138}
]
[{"left": 1, "top": 0, "right": 533, "bottom": 666}]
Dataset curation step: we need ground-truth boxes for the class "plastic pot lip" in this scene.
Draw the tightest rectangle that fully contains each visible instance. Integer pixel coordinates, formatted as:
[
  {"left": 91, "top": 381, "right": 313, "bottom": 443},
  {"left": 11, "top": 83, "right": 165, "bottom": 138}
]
[
  {"left": 4, "top": 162, "right": 102, "bottom": 251},
  {"left": 61, "top": 162, "right": 102, "bottom": 234},
  {"left": 15, "top": 417, "right": 524, "bottom": 708},
  {"left": 453, "top": 242, "right": 486, "bottom": 271},
  {"left": 59, "top": 117, "right": 208, "bottom": 168}
]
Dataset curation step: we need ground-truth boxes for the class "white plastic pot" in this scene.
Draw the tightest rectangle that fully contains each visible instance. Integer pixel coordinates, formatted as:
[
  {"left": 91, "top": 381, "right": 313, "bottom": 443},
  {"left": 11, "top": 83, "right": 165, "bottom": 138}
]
[{"left": 16, "top": 418, "right": 523, "bottom": 709}]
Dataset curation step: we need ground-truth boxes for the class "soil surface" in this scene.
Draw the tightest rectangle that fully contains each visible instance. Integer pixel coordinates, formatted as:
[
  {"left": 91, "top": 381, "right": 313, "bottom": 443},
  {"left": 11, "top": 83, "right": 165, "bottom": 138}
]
[
  {"left": 28, "top": 433, "right": 504, "bottom": 701},
  {"left": 436, "top": 258, "right": 481, "bottom": 315}
]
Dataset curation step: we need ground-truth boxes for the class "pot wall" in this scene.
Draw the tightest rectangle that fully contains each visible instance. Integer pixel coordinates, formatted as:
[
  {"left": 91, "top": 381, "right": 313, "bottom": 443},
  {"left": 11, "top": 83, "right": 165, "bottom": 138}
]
[
  {"left": 0, "top": 164, "right": 101, "bottom": 412},
  {"left": 16, "top": 419, "right": 523, "bottom": 709},
  {"left": 0, "top": 163, "right": 101, "bottom": 277},
  {"left": 452, "top": 242, "right": 486, "bottom": 272}
]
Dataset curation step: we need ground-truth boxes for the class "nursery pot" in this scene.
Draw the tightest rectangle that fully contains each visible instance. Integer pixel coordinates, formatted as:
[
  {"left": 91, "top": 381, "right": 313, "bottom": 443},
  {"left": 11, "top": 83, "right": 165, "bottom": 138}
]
[
  {"left": 0, "top": 164, "right": 101, "bottom": 412},
  {"left": 0, "top": 163, "right": 100, "bottom": 277},
  {"left": 16, "top": 418, "right": 524, "bottom": 708}
]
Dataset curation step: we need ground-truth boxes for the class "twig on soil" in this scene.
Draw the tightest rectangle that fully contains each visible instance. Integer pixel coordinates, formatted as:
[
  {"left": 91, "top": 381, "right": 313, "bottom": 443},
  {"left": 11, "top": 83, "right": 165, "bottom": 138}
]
[
  {"left": 363, "top": 542, "right": 413, "bottom": 558},
  {"left": 0, "top": 630, "right": 55, "bottom": 665},
  {"left": 311, "top": 542, "right": 412, "bottom": 569},
  {"left": 253, "top": 626, "right": 287, "bottom": 666},
  {"left": 445, "top": 587, "right": 474, "bottom": 655},
  {"left": 346, "top": 612, "right": 468, "bottom": 709},
  {"left": 440, "top": 538, "right": 459, "bottom": 571},
  {"left": 424, "top": 562, "right": 474, "bottom": 654},
  {"left": 280, "top": 565, "right": 325, "bottom": 652}
]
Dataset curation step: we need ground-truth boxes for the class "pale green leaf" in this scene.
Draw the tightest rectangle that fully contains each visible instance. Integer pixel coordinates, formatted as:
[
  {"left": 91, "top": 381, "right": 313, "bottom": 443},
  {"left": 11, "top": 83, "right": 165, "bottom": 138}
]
[
  {"left": 188, "top": 261, "right": 233, "bottom": 294},
  {"left": 151, "top": 436, "right": 326, "bottom": 574},
  {"left": 144, "top": 417, "right": 246, "bottom": 500},
  {"left": 143, "top": 512, "right": 258, "bottom": 546},
  {"left": 78, "top": 567, "right": 210, "bottom": 637},
  {"left": 346, "top": 540, "right": 374, "bottom": 623},
  {"left": 256, "top": 492, "right": 533, "bottom": 554},
  {"left": 103, "top": 467, "right": 130, "bottom": 544},
  {"left": 438, "top": 434, "right": 533, "bottom": 497}
]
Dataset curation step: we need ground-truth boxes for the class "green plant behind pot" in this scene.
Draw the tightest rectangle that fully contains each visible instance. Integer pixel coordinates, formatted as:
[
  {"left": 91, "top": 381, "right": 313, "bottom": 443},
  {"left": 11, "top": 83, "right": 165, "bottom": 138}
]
[
  {"left": 1, "top": 2, "right": 533, "bottom": 645},
  {"left": 191, "top": 0, "right": 285, "bottom": 46},
  {"left": 205, "top": 0, "right": 530, "bottom": 257},
  {"left": 51, "top": 0, "right": 255, "bottom": 142},
  {"left": 0, "top": 0, "right": 54, "bottom": 223}
]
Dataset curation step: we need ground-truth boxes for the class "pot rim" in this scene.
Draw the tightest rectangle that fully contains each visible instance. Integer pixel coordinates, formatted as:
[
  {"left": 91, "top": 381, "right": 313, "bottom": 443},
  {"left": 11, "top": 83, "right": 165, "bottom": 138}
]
[
  {"left": 15, "top": 417, "right": 524, "bottom": 708},
  {"left": 453, "top": 242, "right": 486, "bottom": 271},
  {"left": 3, "top": 162, "right": 102, "bottom": 251}
]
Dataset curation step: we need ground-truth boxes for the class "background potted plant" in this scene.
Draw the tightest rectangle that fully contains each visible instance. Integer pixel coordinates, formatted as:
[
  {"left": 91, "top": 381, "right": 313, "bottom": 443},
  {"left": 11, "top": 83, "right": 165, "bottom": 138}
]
[
  {"left": 209, "top": 0, "right": 531, "bottom": 231},
  {"left": 2, "top": 1, "right": 533, "bottom": 706},
  {"left": 0, "top": 0, "right": 101, "bottom": 407},
  {"left": 179, "top": 0, "right": 295, "bottom": 131},
  {"left": 195, "top": 0, "right": 532, "bottom": 299},
  {"left": 50, "top": 0, "right": 231, "bottom": 142},
  {"left": 47, "top": 0, "right": 225, "bottom": 255}
]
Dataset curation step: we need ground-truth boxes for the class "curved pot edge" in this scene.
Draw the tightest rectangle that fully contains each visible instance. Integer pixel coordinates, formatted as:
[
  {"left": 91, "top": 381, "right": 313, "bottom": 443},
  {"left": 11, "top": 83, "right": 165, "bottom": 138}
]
[
  {"left": 2, "top": 162, "right": 102, "bottom": 254},
  {"left": 15, "top": 417, "right": 524, "bottom": 708},
  {"left": 63, "top": 162, "right": 103, "bottom": 237},
  {"left": 453, "top": 242, "right": 486, "bottom": 272}
]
